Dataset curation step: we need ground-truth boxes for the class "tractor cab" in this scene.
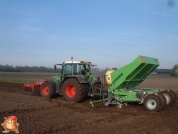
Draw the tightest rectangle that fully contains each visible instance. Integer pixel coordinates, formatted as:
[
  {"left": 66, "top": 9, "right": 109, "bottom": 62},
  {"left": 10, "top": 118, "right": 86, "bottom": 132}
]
[
  {"left": 54, "top": 59, "right": 98, "bottom": 84},
  {"left": 54, "top": 59, "right": 96, "bottom": 77},
  {"left": 61, "top": 61, "right": 92, "bottom": 76}
]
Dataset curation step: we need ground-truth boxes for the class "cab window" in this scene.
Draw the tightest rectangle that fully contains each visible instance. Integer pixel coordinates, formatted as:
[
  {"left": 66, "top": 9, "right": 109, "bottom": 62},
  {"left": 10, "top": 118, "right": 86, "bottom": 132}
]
[{"left": 64, "top": 64, "right": 72, "bottom": 75}]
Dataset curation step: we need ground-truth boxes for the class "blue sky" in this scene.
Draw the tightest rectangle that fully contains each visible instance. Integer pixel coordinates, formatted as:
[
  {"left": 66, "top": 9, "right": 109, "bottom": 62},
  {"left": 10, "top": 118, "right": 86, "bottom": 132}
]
[{"left": 0, "top": 0, "right": 177, "bottom": 69}]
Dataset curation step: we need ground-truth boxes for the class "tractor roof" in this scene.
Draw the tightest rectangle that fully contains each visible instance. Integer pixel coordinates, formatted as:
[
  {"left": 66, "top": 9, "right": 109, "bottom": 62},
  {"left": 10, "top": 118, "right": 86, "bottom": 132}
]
[
  {"left": 64, "top": 61, "right": 81, "bottom": 64},
  {"left": 64, "top": 61, "right": 96, "bottom": 66}
]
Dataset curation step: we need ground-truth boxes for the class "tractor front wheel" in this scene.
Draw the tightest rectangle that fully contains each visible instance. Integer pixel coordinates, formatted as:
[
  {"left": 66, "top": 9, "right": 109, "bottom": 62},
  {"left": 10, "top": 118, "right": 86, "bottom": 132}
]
[
  {"left": 40, "top": 82, "right": 54, "bottom": 98},
  {"left": 62, "top": 78, "right": 87, "bottom": 102},
  {"left": 143, "top": 94, "right": 162, "bottom": 112}
]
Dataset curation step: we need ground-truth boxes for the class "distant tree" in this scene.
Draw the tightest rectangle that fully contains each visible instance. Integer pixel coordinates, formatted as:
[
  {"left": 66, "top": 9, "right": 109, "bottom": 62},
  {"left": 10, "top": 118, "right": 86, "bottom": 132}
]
[
  {"left": 0, "top": 64, "right": 15, "bottom": 72},
  {"left": 104, "top": 67, "right": 110, "bottom": 71},
  {"left": 170, "top": 64, "right": 178, "bottom": 77},
  {"left": 175, "top": 69, "right": 178, "bottom": 76},
  {"left": 112, "top": 67, "right": 117, "bottom": 70},
  {"left": 91, "top": 67, "right": 101, "bottom": 74}
]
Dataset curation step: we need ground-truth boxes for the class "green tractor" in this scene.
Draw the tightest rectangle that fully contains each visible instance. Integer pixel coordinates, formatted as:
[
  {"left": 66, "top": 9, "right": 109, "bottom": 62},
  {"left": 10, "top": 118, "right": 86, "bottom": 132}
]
[{"left": 38, "top": 57, "right": 102, "bottom": 102}]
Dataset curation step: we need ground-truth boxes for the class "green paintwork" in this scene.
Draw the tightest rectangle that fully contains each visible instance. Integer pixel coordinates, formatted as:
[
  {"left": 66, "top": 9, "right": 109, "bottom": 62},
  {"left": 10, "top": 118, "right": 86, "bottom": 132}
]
[
  {"left": 106, "top": 55, "right": 160, "bottom": 102},
  {"left": 89, "top": 98, "right": 108, "bottom": 107},
  {"left": 88, "top": 55, "right": 173, "bottom": 107},
  {"left": 51, "top": 75, "right": 61, "bottom": 83},
  {"left": 87, "top": 75, "right": 98, "bottom": 84},
  {"left": 108, "top": 55, "right": 159, "bottom": 93},
  {"left": 113, "top": 88, "right": 160, "bottom": 102}
]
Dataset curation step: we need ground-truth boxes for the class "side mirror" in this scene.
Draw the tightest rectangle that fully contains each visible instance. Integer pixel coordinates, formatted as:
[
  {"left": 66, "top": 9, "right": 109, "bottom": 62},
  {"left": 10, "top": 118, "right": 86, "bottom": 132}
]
[{"left": 54, "top": 65, "right": 56, "bottom": 70}]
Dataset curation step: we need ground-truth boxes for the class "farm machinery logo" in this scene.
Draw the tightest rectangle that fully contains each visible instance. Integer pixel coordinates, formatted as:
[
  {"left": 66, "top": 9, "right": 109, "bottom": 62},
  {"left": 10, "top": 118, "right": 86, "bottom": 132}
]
[{"left": 1, "top": 116, "right": 19, "bottom": 133}]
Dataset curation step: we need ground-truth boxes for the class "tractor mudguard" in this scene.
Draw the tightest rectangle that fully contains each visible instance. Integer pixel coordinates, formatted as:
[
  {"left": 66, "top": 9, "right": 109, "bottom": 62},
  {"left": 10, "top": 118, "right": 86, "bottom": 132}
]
[
  {"left": 64, "top": 75, "right": 88, "bottom": 84},
  {"left": 56, "top": 82, "right": 63, "bottom": 94},
  {"left": 55, "top": 76, "right": 88, "bottom": 95},
  {"left": 49, "top": 80, "right": 57, "bottom": 94}
]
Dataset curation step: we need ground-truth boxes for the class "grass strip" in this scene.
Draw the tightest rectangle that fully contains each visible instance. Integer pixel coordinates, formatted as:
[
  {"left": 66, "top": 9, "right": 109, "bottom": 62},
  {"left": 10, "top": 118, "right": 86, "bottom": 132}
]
[
  {"left": 0, "top": 77, "right": 35, "bottom": 84},
  {"left": 174, "top": 89, "right": 178, "bottom": 94}
]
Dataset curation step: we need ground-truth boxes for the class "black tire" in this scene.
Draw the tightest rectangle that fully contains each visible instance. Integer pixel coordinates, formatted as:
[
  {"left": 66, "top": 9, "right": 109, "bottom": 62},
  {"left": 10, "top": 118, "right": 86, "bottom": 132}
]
[
  {"left": 40, "top": 82, "right": 54, "bottom": 98},
  {"left": 143, "top": 94, "right": 162, "bottom": 112},
  {"left": 62, "top": 78, "right": 87, "bottom": 102},
  {"left": 167, "top": 90, "right": 177, "bottom": 104},
  {"left": 161, "top": 91, "right": 174, "bottom": 106},
  {"left": 157, "top": 92, "right": 166, "bottom": 109}
]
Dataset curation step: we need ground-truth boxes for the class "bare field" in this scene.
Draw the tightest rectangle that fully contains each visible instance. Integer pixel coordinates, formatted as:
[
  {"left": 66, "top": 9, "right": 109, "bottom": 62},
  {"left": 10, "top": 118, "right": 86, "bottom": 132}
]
[
  {"left": 0, "top": 72, "right": 178, "bottom": 134},
  {"left": 138, "top": 75, "right": 178, "bottom": 90}
]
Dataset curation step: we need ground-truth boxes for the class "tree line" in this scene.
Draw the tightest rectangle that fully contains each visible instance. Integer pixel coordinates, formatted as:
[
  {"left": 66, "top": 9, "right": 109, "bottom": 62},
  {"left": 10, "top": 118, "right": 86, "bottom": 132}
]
[
  {"left": 0, "top": 64, "right": 108, "bottom": 74},
  {"left": 0, "top": 64, "right": 177, "bottom": 77},
  {"left": 170, "top": 64, "right": 178, "bottom": 77},
  {"left": 0, "top": 64, "right": 61, "bottom": 73}
]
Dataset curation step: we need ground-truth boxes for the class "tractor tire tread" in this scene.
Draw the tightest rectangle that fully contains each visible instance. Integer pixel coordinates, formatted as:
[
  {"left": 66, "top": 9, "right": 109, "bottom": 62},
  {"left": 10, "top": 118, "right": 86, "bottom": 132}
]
[
  {"left": 62, "top": 78, "right": 87, "bottom": 102},
  {"left": 40, "top": 81, "right": 54, "bottom": 98},
  {"left": 167, "top": 89, "right": 177, "bottom": 104},
  {"left": 161, "top": 90, "right": 174, "bottom": 106},
  {"left": 157, "top": 92, "right": 166, "bottom": 109}
]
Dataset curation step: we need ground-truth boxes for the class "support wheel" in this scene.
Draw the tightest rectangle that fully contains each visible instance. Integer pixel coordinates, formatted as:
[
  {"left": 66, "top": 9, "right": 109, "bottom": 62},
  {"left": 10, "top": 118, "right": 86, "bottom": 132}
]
[
  {"left": 167, "top": 90, "right": 177, "bottom": 104},
  {"left": 143, "top": 94, "right": 162, "bottom": 112},
  {"left": 62, "top": 78, "right": 87, "bottom": 102},
  {"left": 157, "top": 92, "right": 166, "bottom": 109},
  {"left": 161, "top": 90, "right": 174, "bottom": 106},
  {"left": 40, "top": 82, "right": 54, "bottom": 98}
]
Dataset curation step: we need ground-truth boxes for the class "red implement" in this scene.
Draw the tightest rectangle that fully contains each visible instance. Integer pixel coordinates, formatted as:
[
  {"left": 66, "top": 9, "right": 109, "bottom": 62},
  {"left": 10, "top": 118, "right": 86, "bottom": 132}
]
[{"left": 23, "top": 82, "right": 41, "bottom": 91}]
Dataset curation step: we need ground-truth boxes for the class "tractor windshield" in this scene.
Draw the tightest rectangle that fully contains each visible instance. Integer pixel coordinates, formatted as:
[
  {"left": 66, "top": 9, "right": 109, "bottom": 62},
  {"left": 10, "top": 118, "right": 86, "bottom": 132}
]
[{"left": 74, "top": 64, "right": 90, "bottom": 75}]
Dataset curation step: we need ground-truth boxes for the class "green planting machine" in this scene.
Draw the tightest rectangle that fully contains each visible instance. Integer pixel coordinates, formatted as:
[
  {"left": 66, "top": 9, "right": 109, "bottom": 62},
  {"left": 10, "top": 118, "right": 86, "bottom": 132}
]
[
  {"left": 23, "top": 55, "right": 177, "bottom": 112},
  {"left": 90, "top": 55, "right": 177, "bottom": 112}
]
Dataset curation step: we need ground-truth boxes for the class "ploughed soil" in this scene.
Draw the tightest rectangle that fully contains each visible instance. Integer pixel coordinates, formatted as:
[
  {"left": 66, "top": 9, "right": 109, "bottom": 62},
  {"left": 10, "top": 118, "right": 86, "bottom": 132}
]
[{"left": 0, "top": 81, "right": 178, "bottom": 134}]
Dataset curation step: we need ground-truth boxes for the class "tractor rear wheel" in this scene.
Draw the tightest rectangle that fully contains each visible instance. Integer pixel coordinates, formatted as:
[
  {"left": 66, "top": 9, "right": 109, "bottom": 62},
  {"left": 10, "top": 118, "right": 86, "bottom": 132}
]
[
  {"left": 40, "top": 82, "right": 54, "bottom": 98},
  {"left": 143, "top": 94, "right": 162, "bottom": 112},
  {"left": 62, "top": 78, "right": 87, "bottom": 102}
]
